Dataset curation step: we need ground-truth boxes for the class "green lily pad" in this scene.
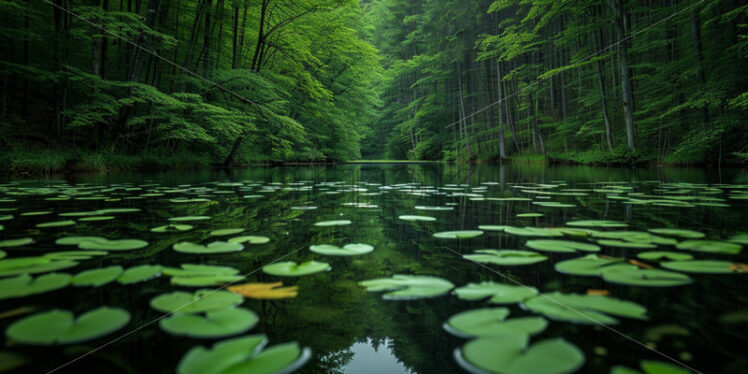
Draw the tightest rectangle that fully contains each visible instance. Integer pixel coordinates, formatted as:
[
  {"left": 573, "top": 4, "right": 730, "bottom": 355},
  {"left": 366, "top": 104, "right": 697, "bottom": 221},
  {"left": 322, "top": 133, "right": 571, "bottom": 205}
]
[
  {"left": 0, "top": 249, "right": 5, "bottom": 259},
  {"left": 637, "top": 252, "right": 694, "bottom": 261},
  {"left": 43, "top": 251, "right": 108, "bottom": 261},
  {"left": 262, "top": 261, "right": 331, "bottom": 277},
  {"left": 525, "top": 240, "right": 600, "bottom": 253},
  {"left": 661, "top": 260, "right": 744, "bottom": 274},
  {"left": 415, "top": 206, "right": 453, "bottom": 211},
  {"left": 55, "top": 236, "right": 106, "bottom": 246},
  {"left": 444, "top": 308, "right": 547, "bottom": 338},
  {"left": 118, "top": 265, "right": 163, "bottom": 284},
  {"left": 478, "top": 225, "right": 511, "bottom": 231},
  {"left": 36, "top": 220, "right": 76, "bottom": 228},
  {"left": 728, "top": 233, "right": 748, "bottom": 245},
  {"left": 174, "top": 241, "right": 244, "bottom": 254},
  {"left": 457, "top": 337, "right": 585, "bottom": 374},
  {"left": 504, "top": 227, "right": 564, "bottom": 237},
  {"left": 555, "top": 255, "right": 633, "bottom": 276},
  {"left": 170, "top": 216, "right": 211, "bottom": 222},
  {"left": 227, "top": 236, "right": 270, "bottom": 245},
  {"left": 313, "top": 220, "right": 352, "bottom": 227},
  {"left": 597, "top": 240, "right": 658, "bottom": 249},
  {"left": 78, "top": 238, "right": 149, "bottom": 251},
  {"left": 566, "top": 220, "right": 628, "bottom": 228},
  {"left": 151, "top": 224, "right": 194, "bottom": 233},
  {"left": 675, "top": 240, "right": 742, "bottom": 255},
  {"left": 176, "top": 334, "right": 310, "bottom": 374},
  {"left": 601, "top": 267, "right": 692, "bottom": 287},
  {"left": 309, "top": 243, "right": 374, "bottom": 256},
  {"left": 433, "top": 230, "right": 484, "bottom": 239},
  {"left": 517, "top": 213, "right": 544, "bottom": 218},
  {"left": 150, "top": 290, "right": 243, "bottom": 314},
  {"left": 359, "top": 275, "right": 454, "bottom": 300},
  {"left": 210, "top": 229, "right": 245, "bottom": 237},
  {"left": 0, "top": 257, "right": 79, "bottom": 277},
  {"left": 5, "top": 307, "right": 130, "bottom": 345},
  {"left": 0, "top": 273, "right": 71, "bottom": 300},
  {"left": 161, "top": 308, "right": 259, "bottom": 338},
  {"left": 464, "top": 249, "right": 548, "bottom": 266},
  {"left": 164, "top": 264, "right": 243, "bottom": 287},
  {"left": 71, "top": 266, "right": 124, "bottom": 287},
  {"left": 78, "top": 216, "right": 115, "bottom": 222},
  {"left": 453, "top": 282, "right": 538, "bottom": 304},
  {"left": 399, "top": 215, "right": 437, "bottom": 222},
  {"left": 0, "top": 238, "right": 34, "bottom": 248},
  {"left": 522, "top": 292, "right": 647, "bottom": 325},
  {"left": 647, "top": 228, "right": 705, "bottom": 239}
]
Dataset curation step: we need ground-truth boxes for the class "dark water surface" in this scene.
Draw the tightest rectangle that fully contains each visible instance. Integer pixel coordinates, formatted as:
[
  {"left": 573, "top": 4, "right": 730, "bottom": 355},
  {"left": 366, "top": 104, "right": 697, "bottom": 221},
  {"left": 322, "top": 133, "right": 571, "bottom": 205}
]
[{"left": 1, "top": 164, "right": 746, "bottom": 374}]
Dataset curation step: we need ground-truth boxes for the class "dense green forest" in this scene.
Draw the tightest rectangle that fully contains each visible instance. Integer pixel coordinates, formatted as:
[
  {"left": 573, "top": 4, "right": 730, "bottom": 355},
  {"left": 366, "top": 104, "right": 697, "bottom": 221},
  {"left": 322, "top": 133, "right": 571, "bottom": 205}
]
[{"left": 0, "top": 0, "right": 746, "bottom": 172}]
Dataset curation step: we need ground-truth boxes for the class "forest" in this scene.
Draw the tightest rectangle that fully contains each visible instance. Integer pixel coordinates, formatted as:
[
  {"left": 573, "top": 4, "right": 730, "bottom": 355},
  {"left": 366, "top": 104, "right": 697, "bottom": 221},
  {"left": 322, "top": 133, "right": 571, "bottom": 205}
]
[{"left": 0, "top": 0, "right": 746, "bottom": 172}]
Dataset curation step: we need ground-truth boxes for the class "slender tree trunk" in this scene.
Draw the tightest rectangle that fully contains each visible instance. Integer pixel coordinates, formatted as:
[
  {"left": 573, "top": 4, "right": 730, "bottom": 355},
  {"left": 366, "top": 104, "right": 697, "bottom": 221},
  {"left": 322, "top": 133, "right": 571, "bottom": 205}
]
[
  {"left": 456, "top": 61, "right": 471, "bottom": 159},
  {"left": 250, "top": 0, "right": 269, "bottom": 72},
  {"left": 495, "top": 59, "right": 506, "bottom": 159},
  {"left": 690, "top": 10, "right": 709, "bottom": 126},
  {"left": 232, "top": 3, "right": 239, "bottom": 68},
  {"left": 595, "top": 28, "right": 614, "bottom": 151},
  {"left": 607, "top": 0, "right": 636, "bottom": 151}
]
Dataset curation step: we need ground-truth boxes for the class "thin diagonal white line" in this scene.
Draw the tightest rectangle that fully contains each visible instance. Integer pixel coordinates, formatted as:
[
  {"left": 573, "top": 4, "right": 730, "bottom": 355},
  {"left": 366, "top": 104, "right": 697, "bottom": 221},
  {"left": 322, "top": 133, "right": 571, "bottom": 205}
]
[
  {"left": 444, "top": 246, "right": 703, "bottom": 374},
  {"left": 41, "top": 0, "right": 274, "bottom": 115},
  {"left": 45, "top": 245, "right": 307, "bottom": 374},
  {"left": 444, "top": 0, "right": 705, "bottom": 128}
]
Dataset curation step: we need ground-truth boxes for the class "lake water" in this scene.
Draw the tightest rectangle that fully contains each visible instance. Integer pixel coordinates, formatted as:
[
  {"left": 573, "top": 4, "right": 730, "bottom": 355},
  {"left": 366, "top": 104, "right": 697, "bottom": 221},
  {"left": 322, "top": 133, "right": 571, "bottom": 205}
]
[{"left": 0, "top": 164, "right": 746, "bottom": 374}]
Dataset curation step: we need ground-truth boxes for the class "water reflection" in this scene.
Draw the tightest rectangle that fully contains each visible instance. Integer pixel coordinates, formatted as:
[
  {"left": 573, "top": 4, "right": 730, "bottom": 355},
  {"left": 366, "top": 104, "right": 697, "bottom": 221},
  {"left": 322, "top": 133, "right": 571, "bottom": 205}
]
[{"left": 343, "top": 338, "right": 413, "bottom": 374}]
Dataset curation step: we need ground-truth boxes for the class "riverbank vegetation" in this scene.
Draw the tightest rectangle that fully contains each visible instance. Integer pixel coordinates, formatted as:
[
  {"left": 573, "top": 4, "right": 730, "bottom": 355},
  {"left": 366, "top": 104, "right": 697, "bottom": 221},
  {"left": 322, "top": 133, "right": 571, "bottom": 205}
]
[{"left": 0, "top": 0, "right": 745, "bottom": 173}]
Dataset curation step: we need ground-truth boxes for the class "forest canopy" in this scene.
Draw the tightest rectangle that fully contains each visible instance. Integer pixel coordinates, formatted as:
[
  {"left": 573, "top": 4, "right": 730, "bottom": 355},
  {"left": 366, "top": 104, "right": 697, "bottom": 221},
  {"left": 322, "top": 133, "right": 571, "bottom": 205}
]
[{"left": 0, "top": 0, "right": 745, "bottom": 172}]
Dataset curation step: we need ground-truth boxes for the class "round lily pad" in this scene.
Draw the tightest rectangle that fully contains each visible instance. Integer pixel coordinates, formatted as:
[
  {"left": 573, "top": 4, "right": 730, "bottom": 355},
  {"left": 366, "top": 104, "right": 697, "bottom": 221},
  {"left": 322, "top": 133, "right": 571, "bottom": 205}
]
[
  {"left": 173, "top": 242, "right": 244, "bottom": 254},
  {"left": 36, "top": 220, "right": 76, "bottom": 228},
  {"left": 169, "top": 216, "right": 211, "bottom": 222},
  {"left": 0, "top": 257, "right": 79, "bottom": 277},
  {"left": 150, "top": 290, "right": 243, "bottom": 314},
  {"left": 464, "top": 250, "right": 548, "bottom": 266},
  {"left": 597, "top": 240, "right": 658, "bottom": 249},
  {"left": 43, "top": 251, "right": 108, "bottom": 261},
  {"left": 433, "top": 230, "right": 484, "bottom": 239},
  {"left": 555, "top": 255, "right": 633, "bottom": 276},
  {"left": 359, "top": 275, "right": 454, "bottom": 300},
  {"left": 637, "top": 252, "right": 694, "bottom": 261},
  {"left": 398, "top": 215, "right": 437, "bottom": 222},
  {"left": 210, "top": 229, "right": 245, "bottom": 237},
  {"left": 453, "top": 282, "right": 538, "bottom": 304},
  {"left": 118, "top": 265, "right": 163, "bottom": 284},
  {"left": 647, "top": 228, "right": 705, "bottom": 239},
  {"left": 313, "top": 220, "right": 352, "bottom": 227},
  {"left": 601, "top": 267, "right": 692, "bottom": 287},
  {"left": 71, "top": 266, "right": 124, "bottom": 287},
  {"left": 227, "top": 236, "right": 270, "bottom": 245},
  {"left": 525, "top": 240, "right": 600, "bottom": 253},
  {"left": 457, "top": 337, "right": 585, "bottom": 374},
  {"left": 522, "top": 292, "right": 647, "bottom": 325},
  {"left": 0, "top": 238, "right": 34, "bottom": 248},
  {"left": 444, "top": 308, "right": 547, "bottom": 338},
  {"left": 176, "top": 334, "right": 311, "bottom": 374},
  {"left": 262, "top": 261, "right": 331, "bottom": 277},
  {"left": 160, "top": 308, "right": 259, "bottom": 338},
  {"left": 504, "top": 227, "right": 564, "bottom": 237},
  {"left": 0, "top": 273, "right": 71, "bottom": 300},
  {"left": 5, "top": 307, "right": 130, "bottom": 345},
  {"left": 566, "top": 220, "right": 628, "bottom": 228},
  {"left": 78, "top": 216, "right": 115, "bottom": 222},
  {"left": 78, "top": 238, "right": 149, "bottom": 251},
  {"left": 55, "top": 236, "right": 106, "bottom": 246},
  {"left": 151, "top": 224, "right": 194, "bottom": 233},
  {"left": 517, "top": 213, "right": 544, "bottom": 218},
  {"left": 164, "top": 264, "right": 243, "bottom": 287},
  {"left": 675, "top": 240, "right": 742, "bottom": 255},
  {"left": 309, "top": 243, "right": 374, "bottom": 256},
  {"left": 661, "top": 260, "right": 744, "bottom": 274}
]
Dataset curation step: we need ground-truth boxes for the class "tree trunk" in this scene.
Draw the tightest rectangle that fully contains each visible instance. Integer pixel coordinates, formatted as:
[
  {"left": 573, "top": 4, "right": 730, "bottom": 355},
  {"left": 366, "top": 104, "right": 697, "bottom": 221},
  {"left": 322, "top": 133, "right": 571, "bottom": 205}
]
[
  {"left": 607, "top": 0, "right": 636, "bottom": 151},
  {"left": 690, "top": 10, "right": 709, "bottom": 126},
  {"left": 595, "top": 28, "right": 614, "bottom": 151},
  {"left": 495, "top": 60, "right": 506, "bottom": 159},
  {"left": 250, "top": 0, "right": 269, "bottom": 72}
]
